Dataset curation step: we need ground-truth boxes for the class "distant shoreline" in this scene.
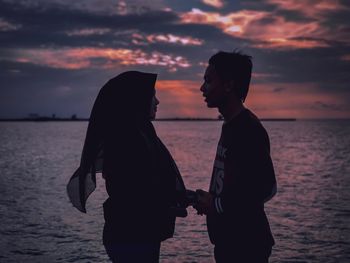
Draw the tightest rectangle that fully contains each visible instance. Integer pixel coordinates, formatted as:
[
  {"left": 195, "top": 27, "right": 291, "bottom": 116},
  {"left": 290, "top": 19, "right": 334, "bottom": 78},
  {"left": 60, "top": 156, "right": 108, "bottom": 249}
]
[{"left": 0, "top": 117, "right": 297, "bottom": 122}]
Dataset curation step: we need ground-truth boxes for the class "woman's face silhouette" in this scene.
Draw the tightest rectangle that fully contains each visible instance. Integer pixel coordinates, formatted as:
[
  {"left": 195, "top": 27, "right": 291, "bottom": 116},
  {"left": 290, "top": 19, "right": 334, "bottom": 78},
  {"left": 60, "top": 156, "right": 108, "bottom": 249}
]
[{"left": 149, "top": 94, "right": 160, "bottom": 120}]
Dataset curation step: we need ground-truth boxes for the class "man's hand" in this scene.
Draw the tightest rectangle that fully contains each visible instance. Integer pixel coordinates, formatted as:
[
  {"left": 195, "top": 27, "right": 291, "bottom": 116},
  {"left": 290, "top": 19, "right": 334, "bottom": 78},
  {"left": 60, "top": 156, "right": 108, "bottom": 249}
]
[{"left": 193, "top": 189, "right": 214, "bottom": 215}]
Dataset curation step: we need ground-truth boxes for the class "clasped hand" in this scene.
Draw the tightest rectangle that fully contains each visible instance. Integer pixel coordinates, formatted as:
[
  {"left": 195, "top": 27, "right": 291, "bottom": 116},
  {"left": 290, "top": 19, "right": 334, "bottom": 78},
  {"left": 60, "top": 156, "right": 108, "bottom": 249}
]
[{"left": 192, "top": 189, "right": 214, "bottom": 215}]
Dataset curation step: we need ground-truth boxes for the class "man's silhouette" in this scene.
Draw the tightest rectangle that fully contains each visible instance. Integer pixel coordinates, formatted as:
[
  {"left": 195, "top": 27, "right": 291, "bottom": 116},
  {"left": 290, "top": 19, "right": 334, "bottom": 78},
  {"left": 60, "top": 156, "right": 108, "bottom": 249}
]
[{"left": 194, "top": 51, "right": 277, "bottom": 263}]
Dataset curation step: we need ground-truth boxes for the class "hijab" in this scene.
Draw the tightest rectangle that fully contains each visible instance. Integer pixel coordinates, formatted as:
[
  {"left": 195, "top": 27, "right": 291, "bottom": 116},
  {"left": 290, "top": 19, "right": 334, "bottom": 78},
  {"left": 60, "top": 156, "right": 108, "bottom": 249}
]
[
  {"left": 66, "top": 71, "right": 187, "bottom": 213},
  {"left": 67, "top": 71, "right": 157, "bottom": 213}
]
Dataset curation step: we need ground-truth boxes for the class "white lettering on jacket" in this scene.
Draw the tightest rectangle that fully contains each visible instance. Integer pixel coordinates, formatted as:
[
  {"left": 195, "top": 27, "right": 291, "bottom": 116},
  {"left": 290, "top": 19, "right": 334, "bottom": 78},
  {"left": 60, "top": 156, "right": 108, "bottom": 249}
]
[
  {"left": 216, "top": 145, "right": 227, "bottom": 158},
  {"left": 210, "top": 143, "right": 226, "bottom": 195}
]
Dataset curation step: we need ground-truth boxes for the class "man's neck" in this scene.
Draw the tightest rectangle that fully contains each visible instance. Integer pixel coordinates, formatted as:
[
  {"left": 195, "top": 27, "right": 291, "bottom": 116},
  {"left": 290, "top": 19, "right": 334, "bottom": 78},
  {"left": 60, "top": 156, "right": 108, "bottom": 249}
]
[{"left": 219, "top": 99, "right": 245, "bottom": 122}]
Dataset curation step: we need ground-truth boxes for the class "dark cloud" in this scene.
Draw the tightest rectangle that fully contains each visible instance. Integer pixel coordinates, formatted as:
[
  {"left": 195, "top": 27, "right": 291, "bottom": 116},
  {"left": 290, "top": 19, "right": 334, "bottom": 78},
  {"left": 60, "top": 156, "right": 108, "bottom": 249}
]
[
  {"left": 311, "top": 101, "right": 350, "bottom": 111},
  {"left": 273, "top": 87, "right": 285, "bottom": 93},
  {"left": 0, "top": 0, "right": 179, "bottom": 48},
  {"left": 0, "top": 0, "right": 239, "bottom": 59},
  {"left": 164, "top": 0, "right": 227, "bottom": 12},
  {"left": 0, "top": 0, "right": 246, "bottom": 78},
  {"left": 250, "top": 46, "right": 350, "bottom": 91},
  {"left": 323, "top": 10, "right": 350, "bottom": 32},
  {"left": 238, "top": 0, "right": 276, "bottom": 12}
]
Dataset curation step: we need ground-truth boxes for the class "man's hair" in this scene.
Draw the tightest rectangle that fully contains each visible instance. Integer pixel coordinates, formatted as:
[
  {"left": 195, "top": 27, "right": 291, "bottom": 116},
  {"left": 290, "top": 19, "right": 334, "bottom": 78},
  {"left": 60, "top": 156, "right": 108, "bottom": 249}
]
[{"left": 209, "top": 50, "right": 252, "bottom": 102}]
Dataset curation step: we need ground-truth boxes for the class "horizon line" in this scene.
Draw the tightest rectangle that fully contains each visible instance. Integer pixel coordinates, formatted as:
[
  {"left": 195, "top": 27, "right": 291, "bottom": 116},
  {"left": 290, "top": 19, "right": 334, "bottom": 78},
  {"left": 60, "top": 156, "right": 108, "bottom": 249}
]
[{"left": 2, "top": 116, "right": 350, "bottom": 122}]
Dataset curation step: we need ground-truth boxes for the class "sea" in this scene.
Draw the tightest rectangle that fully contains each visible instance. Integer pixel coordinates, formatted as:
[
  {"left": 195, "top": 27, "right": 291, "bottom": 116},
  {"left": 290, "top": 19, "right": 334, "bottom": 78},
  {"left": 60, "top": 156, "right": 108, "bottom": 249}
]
[{"left": 0, "top": 120, "right": 349, "bottom": 263}]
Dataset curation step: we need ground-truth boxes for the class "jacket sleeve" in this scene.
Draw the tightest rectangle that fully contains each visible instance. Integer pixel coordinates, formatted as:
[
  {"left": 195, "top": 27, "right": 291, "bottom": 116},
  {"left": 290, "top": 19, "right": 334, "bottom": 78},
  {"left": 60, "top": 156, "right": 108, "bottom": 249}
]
[{"left": 213, "top": 129, "right": 277, "bottom": 215}]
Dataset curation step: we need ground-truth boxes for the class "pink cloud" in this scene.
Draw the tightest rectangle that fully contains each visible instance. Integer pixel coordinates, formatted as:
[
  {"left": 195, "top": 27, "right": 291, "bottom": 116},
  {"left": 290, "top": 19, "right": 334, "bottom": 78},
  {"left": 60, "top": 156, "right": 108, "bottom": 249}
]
[
  {"left": 253, "top": 38, "right": 329, "bottom": 49},
  {"left": 0, "top": 18, "right": 21, "bottom": 31},
  {"left": 132, "top": 33, "right": 203, "bottom": 46},
  {"left": 267, "top": 0, "right": 349, "bottom": 18},
  {"left": 180, "top": 8, "right": 333, "bottom": 49},
  {"left": 9, "top": 48, "right": 191, "bottom": 70},
  {"left": 202, "top": 0, "right": 225, "bottom": 9}
]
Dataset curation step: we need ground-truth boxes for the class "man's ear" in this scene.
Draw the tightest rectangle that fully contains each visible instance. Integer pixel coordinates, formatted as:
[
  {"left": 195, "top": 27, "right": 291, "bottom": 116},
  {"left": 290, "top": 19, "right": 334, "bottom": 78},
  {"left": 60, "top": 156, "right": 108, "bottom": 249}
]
[{"left": 224, "top": 80, "right": 235, "bottom": 92}]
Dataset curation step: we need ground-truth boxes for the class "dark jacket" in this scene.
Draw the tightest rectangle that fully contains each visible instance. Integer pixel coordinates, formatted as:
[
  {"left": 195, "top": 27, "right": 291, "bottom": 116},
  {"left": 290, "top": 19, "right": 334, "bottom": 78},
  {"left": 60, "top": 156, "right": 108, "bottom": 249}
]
[
  {"left": 102, "top": 122, "right": 182, "bottom": 244},
  {"left": 207, "top": 109, "right": 276, "bottom": 248}
]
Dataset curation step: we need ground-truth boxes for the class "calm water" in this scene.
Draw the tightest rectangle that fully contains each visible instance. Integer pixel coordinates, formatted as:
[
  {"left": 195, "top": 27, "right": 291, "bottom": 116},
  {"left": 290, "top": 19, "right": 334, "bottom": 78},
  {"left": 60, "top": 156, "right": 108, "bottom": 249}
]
[{"left": 0, "top": 120, "right": 350, "bottom": 263}]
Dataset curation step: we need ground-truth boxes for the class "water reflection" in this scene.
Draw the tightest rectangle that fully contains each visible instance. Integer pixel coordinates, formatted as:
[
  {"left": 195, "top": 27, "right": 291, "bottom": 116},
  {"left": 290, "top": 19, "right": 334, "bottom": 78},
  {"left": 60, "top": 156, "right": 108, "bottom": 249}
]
[{"left": 0, "top": 120, "right": 349, "bottom": 262}]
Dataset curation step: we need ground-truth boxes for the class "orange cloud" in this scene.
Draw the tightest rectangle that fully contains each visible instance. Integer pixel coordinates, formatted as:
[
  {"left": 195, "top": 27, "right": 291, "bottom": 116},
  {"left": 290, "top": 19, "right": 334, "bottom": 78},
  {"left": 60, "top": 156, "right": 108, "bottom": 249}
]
[
  {"left": 202, "top": 0, "right": 225, "bottom": 8},
  {"left": 9, "top": 48, "right": 191, "bottom": 70},
  {"left": 180, "top": 8, "right": 331, "bottom": 49},
  {"left": 180, "top": 8, "right": 259, "bottom": 33},
  {"left": 253, "top": 38, "right": 329, "bottom": 49}
]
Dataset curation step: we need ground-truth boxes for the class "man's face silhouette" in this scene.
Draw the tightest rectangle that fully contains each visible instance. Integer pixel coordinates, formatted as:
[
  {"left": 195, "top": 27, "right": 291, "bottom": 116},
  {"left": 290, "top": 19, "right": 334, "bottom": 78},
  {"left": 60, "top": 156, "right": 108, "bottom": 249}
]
[{"left": 200, "top": 65, "right": 225, "bottom": 108}]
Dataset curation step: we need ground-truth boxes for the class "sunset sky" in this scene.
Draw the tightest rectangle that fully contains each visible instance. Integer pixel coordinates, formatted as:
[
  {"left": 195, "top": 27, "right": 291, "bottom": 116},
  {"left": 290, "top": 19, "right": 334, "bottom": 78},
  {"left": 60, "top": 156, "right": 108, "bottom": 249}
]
[{"left": 1, "top": 0, "right": 350, "bottom": 119}]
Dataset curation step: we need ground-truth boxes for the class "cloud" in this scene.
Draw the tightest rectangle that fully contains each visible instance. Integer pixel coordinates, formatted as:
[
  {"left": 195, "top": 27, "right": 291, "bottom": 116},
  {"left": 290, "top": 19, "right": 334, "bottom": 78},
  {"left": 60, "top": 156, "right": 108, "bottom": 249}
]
[
  {"left": 266, "top": 0, "right": 350, "bottom": 18},
  {"left": 253, "top": 37, "right": 329, "bottom": 49},
  {"left": 180, "top": 8, "right": 333, "bottom": 49},
  {"left": 0, "top": 0, "right": 349, "bottom": 118},
  {"left": 0, "top": 0, "right": 213, "bottom": 51},
  {"left": 202, "top": 0, "right": 225, "bottom": 9},
  {"left": 132, "top": 33, "right": 204, "bottom": 46},
  {"left": 65, "top": 28, "right": 111, "bottom": 36},
  {"left": 1, "top": 0, "right": 167, "bottom": 15},
  {"left": 272, "top": 87, "right": 284, "bottom": 92},
  {"left": 251, "top": 46, "right": 350, "bottom": 93},
  {"left": 341, "top": 54, "right": 350, "bottom": 61},
  {"left": 0, "top": 60, "right": 109, "bottom": 118},
  {"left": 0, "top": 18, "right": 21, "bottom": 31},
  {"left": 1, "top": 47, "right": 192, "bottom": 71},
  {"left": 0, "top": 0, "right": 179, "bottom": 38},
  {"left": 312, "top": 101, "right": 347, "bottom": 111}
]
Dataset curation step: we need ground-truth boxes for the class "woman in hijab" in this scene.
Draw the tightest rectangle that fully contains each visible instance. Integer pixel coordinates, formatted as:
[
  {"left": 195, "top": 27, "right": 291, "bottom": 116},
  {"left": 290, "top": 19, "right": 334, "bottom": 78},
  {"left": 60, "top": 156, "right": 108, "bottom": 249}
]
[{"left": 67, "top": 71, "right": 188, "bottom": 262}]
